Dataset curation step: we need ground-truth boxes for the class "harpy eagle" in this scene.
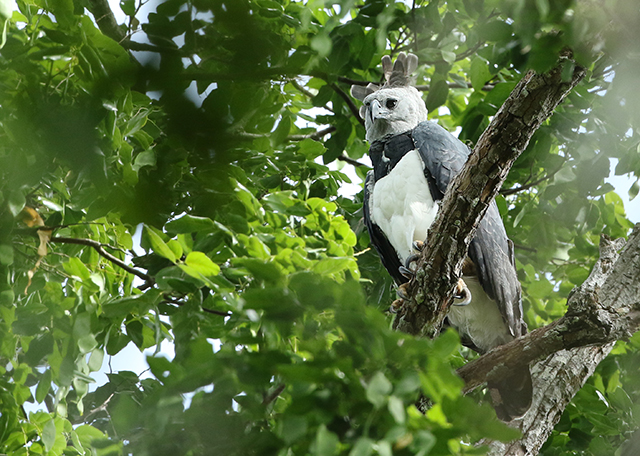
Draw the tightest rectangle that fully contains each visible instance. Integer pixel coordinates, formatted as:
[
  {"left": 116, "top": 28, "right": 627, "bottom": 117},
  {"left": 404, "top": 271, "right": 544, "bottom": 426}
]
[{"left": 351, "top": 53, "right": 532, "bottom": 421}]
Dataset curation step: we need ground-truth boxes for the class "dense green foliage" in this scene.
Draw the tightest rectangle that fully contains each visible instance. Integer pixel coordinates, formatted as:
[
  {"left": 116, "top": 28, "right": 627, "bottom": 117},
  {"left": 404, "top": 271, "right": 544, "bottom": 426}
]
[{"left": 0, "top": 0, "right": 638, "bottom": 454}]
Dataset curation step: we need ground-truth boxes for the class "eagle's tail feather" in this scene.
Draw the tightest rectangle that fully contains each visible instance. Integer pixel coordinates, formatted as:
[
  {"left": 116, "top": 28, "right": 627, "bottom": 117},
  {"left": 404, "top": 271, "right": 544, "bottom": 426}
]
[{"left": 488, "top": 365, "right": 533, "bottom": 422}]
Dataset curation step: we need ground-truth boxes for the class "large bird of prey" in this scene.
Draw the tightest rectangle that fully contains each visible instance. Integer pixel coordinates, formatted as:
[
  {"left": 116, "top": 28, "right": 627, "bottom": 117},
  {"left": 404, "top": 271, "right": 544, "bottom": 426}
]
[{"left": 351, "top": 52, "right": 532, "bottom": 421}]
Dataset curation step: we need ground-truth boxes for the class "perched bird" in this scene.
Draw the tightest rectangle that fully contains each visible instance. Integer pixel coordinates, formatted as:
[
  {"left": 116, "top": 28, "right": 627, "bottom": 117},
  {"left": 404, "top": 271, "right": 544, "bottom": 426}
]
[{"left": 351, "top": 53, "right": 532, "bottom": 421}]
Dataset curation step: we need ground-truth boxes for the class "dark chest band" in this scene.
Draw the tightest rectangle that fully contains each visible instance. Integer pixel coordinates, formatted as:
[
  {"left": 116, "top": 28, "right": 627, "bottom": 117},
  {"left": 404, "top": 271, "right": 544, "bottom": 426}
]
[
  {"left": 369, "top": 132, "right": 416, "bottom": 182},
  {"left": 369, "top": 130, "right": 441, "bottom": 200}
]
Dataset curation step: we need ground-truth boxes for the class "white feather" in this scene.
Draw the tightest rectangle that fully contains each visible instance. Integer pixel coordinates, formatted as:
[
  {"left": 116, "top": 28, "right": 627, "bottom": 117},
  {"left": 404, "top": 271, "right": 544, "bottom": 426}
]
[{"left": 370, "top": 150, "right": 438, "bottom": 262}]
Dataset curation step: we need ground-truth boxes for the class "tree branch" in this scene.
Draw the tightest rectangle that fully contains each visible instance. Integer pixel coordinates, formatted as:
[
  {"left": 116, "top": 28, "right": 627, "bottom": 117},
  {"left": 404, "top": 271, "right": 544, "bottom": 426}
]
[
  {"left": 330, "top": 83, "right": 364, "bottom": 126},
  {"left": 49, "top": 236, "right": 153, "bottom": 284},
  {"left": 457, "top": 231, "right": 638, "bottom": 394},
  {"left": 85, "top": 0, "right": 126, "bottom": 43},
  {"left": 500, "top": 161, "right": 566, "bottom": 196},
  {"left": 392, "top": 52, "right": 587, "bottom": 337},
  {"left": 337, "top": 154, "right": 367, "bottom": 167}
]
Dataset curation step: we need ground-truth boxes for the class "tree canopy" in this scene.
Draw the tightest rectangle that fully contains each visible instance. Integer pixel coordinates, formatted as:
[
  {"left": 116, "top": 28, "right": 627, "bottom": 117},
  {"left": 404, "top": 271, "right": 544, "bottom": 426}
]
[{"left": 0, "top": 0, "right": 639, "bottom": 455}]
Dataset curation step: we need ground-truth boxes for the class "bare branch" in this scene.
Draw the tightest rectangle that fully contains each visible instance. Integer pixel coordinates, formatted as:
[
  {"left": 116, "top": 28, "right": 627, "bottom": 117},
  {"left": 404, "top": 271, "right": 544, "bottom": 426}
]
[
  {"left": 485, "top": 230, "right": 639, "bottom": 455},
  {"left": 337, "top": 154, "right": 368, "bottom": 167},
  {"left": 49, "top": 236, "right": 153, "bottom": 284},
  {"left": 232, "top": 126, "right": 336, "bottom": 142},
  {"left": 457, "top": 231, "right": 638, "bottom": 393}
]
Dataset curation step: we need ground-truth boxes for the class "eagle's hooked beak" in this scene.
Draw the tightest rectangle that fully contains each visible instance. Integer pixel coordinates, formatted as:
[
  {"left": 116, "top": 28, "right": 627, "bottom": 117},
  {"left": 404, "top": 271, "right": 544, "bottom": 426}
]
[{"left": 370, "top": 99, "right": 384, "bottom": 122}]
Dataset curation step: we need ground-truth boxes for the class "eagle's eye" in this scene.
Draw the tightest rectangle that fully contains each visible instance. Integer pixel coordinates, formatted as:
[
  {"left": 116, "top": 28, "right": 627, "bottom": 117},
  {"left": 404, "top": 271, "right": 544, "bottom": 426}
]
[{"left": 386, "top": 99, "right": 398, "bottom": 109}]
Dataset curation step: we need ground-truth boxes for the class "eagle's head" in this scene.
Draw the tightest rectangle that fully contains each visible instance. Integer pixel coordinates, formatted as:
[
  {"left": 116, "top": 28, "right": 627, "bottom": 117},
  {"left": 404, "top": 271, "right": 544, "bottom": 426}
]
[
  {"left": 351, "top": 52, "right": 427, "bottom": 143},
  {"left": 361, "top": 86, "right": 427, "bottom": 142}
]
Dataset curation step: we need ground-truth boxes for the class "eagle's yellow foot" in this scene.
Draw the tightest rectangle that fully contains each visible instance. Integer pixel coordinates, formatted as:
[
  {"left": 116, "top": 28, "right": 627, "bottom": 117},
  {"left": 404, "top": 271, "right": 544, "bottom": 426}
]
[{"left": 453, "top": 278, "right": 472, "bottom": 306}]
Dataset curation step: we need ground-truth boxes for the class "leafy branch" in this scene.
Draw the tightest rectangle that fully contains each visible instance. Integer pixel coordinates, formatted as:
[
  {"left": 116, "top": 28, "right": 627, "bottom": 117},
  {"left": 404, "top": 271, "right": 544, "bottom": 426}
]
[{"left": 49, "top": 236, "right": 153, "bottom": 284}]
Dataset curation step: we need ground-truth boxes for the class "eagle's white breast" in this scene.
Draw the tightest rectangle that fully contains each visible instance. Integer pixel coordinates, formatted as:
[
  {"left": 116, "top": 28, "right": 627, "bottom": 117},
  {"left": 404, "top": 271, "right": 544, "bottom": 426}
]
[{"left": 370, "top": 150, "right": 438, "bottom": 262}]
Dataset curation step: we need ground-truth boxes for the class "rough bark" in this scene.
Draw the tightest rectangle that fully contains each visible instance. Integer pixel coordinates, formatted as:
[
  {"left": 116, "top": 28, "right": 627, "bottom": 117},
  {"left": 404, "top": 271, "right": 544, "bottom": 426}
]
[{"left": 392, "top": 54, "right": 587, "bottom": 337}]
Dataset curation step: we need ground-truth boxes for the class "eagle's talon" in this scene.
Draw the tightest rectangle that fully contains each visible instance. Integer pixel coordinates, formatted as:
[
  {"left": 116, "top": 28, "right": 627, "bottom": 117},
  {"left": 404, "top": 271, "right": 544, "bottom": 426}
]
[
  {"left": 398, "top": 265, "right": 414, "bottom": 280},
  {"left": 404, "top": 253, "right": 420, "bottom": 270},
  {"left": 453, "top": 278, "right": 472, "bottom": 306},
  {"left": 412, "top": 240, "right": 425, "bottom": 252},
  {"left": 396, "top": 283, "right": 410, "bottom": 300},
  {"left": 390, "top": 298, "right": 404, "bottom": 313}
]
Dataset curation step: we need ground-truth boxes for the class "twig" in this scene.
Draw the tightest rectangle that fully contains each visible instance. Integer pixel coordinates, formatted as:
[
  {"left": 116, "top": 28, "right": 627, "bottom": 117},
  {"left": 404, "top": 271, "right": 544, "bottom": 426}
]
[
  {"left": 79, "top": 393, "right": 115, "bottom": 424},
  {"left": 512, "top": 243, "right": 538, "bottom": 253},
  {"left": 163, "top": 295, "right": 230, "bottom": 317},
  {"left": 337, "top": 154, "right": 367, "bottom": 167},
  {"left": 263, "top": 383, "right": 286, "bottom": 406},
  {"left": 289, "top": 79, "right": 321, "bottom": 102},
  {"left": 49, "top": 237, "right": 153, "bottom": 283},
  {"left": 500, "top": 162, "right": 566, "bottom": 196},
  {"left": 232, "top": 126, "right": 336, "bottom": 141},
  {"left": 289, "top": 126, "right": 336, "bottom": 140},
  {"left": 330, "top": 83, "right": 364, "bottom": 126}
]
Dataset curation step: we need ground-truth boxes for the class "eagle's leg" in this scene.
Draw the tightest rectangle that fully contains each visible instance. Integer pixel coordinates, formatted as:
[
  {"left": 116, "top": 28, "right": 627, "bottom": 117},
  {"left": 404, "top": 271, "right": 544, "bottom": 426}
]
[
  {"left": 391, "top": 242, "right": 428, "bottom": 313},
  {"left": 453, "top": 278, "right": 472, "bottom": 306},
  {"left": 398, "top": 265, "right": 415, "bottom": 280},
  {"left": 389, "top": 283, "right": 411, "bottom": 313},
  {"left": 398, "top": 241, "right": 427, "bottom": 280}
]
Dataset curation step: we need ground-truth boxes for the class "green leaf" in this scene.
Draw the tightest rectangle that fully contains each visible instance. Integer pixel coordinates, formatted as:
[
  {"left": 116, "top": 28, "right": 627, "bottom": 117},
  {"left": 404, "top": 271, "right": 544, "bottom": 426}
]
[
  {"left": 441, "top": 50, "right": 456, "bottom": 64},
  {"left": 387, "top": 396, "right": 405, "bottom": 424},
  {"left": 366, "top": 372, "right": 392, "bottom": 409},
  {"left": 120, "top": 0, "right": 135, "bottom": 16},
  {"left": 165, "top": 215, "right": 216, "bottom": 234},
  {"left": 88, "top": 348, "right": 104, "bottom": 372},
  {"left": 35, "top": 370, "right": 52, "bottom": 403},
  {"left": 144, "top": 225, "right": 177, "bottom": 263},
  {"left": 629, "top": 179, "right": 639, "bottom": 201},
  {"left": 278, "top": 415, "right": 308, "bottom": 444},
  {"left": 298, "top": 138, "right": 326, "bottom": 159},
  {"left": 0, "top": 244, "right": 13, "bottom": 265},
  {"left": 313, "top": 425, "right": 339, "bottom": 456},
  {"left": 426, "top": 80, "right": 449, "bottom": 112},
  {"left": 311, "top": 34, "right": 332, "bottom": 57},
  {"left": 349, "top": 437, "right": 373, "bottom": 456},
  {"left": 42, "top": 418, "right": 57, "bottom": 452},
  {"left": 132, "top": 150, "right": 156, "bottom": 172},
  {"left": 183, "top": 251, "right": 220, "bottom": 277},
  {"left": 470, "top": 57, "right": 492, "bottom": 91},
  {"left": 8, "top": 190, "right": 25, "bottom": 217}
]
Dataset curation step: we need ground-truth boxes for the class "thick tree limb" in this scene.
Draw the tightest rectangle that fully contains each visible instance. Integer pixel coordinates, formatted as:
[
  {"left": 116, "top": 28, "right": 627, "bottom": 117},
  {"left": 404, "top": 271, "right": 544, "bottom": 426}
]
[{"left": 392, "top": 53, "right": 587, "bottom": 337}]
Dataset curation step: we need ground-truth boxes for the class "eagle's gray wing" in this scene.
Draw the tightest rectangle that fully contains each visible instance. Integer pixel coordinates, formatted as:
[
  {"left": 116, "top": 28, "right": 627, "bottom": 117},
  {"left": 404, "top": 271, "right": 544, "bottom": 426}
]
[{"left": 412, "top": 121, "right": 524, "bottom": 338}]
